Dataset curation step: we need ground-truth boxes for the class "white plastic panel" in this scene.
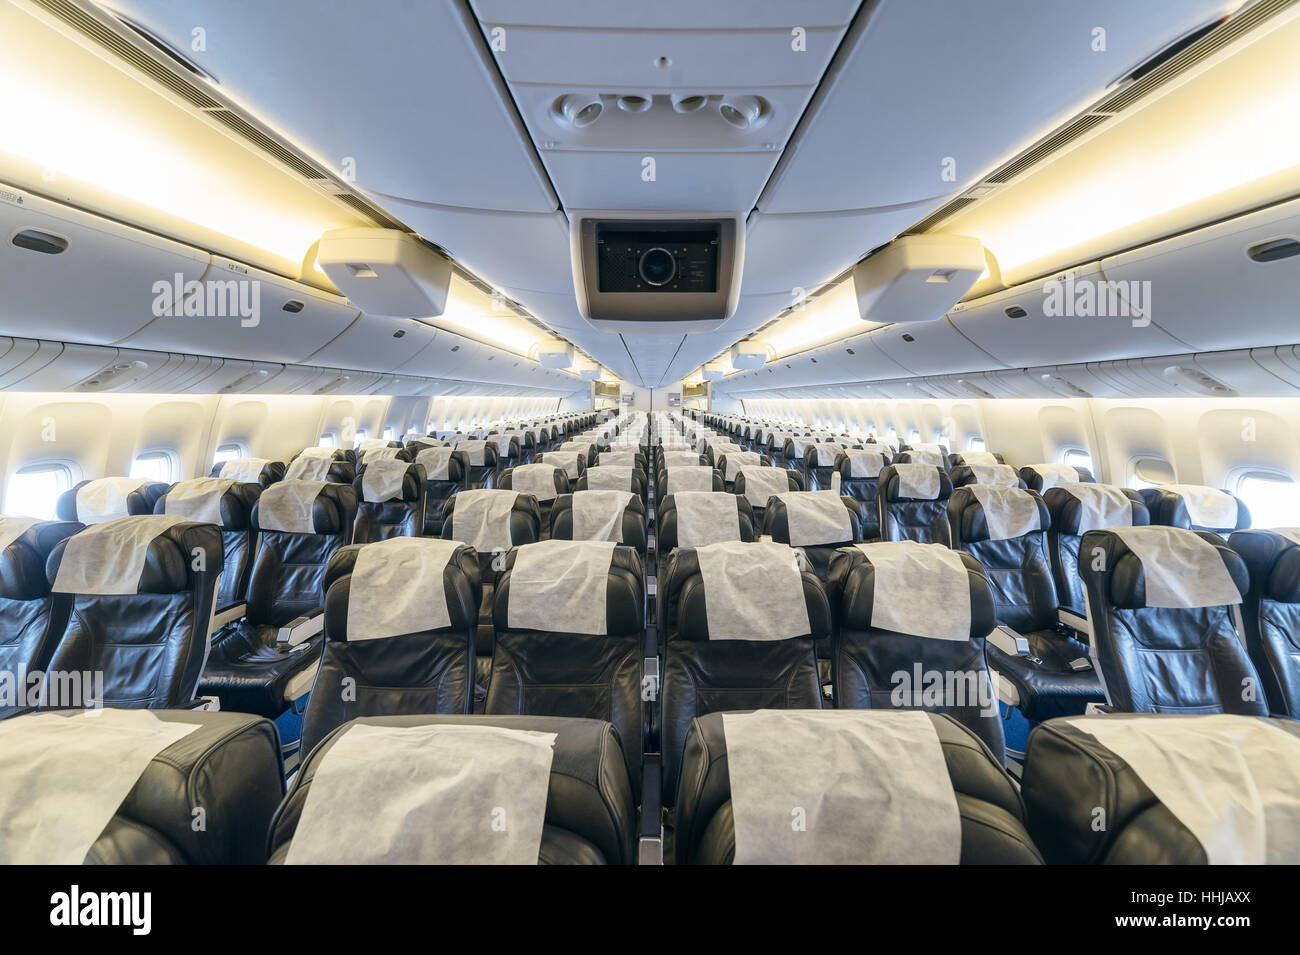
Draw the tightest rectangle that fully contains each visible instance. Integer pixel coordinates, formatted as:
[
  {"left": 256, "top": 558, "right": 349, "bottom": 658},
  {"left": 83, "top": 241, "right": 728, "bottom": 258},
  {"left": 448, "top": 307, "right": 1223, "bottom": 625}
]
[
  {"left": 870, "top": 317, "right": 1005, "bottom": 376},
  {"left": 470, "top": 1, "right": 861, "bottom": 30},
  {"left": 760, "top": 0, "right": 1235, "bottom": 213},
  {"left": 118, "top": 257, "right": 361, "bottom": 363},
  {"left": 947, "top": 263, "right": 1189, "bottom": 368},
  {"left": 109, "top": 0, "right": 557, "bottom": 213},
  {"left": 0, "top": 341, "right": 114, "bottom": 391},
  {"left": 1100, "top": 198, "right": 1300, "bottom": 352},
  {"left": 303, "top": 316, "right": 441, "bottom": 373},
  {"left": 0, "top": 189, "right": 208, "bottom": 344}
]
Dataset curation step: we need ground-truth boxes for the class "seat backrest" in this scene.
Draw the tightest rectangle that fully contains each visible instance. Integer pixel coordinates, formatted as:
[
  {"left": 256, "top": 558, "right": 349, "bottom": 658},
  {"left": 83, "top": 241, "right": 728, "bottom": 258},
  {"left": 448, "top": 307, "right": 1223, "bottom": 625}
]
[
  {"left": 828, "top": 541, "right": 1004, "bottom": 758},
  {"left": 836, "top": 451, "right": 889, "bottom": 539},
  {"left": 56, "top": 478, "right": 167, "bottom": 524},
  {"left": 577, "top": 465, "right": 647, "bottom": 502},
  {"left": 1140, "top": 485, "right": 1250, "bottom": 537},
  {"left": 948, "top": 485, "right": 1055, "bottom": 632},
  {"left": 717, "top": 451, "right": 766, "bottom": 487},
  {"left": 948, "top": 463, "right": 1024, "bottom": 489},
  {"left": 456, "top": 440, "right": 499, "bottom": 489},
  {"left": 1227, "top": 528, "right": 1300, "bottom": 718},
  {"left": 1043, "top": 485, "right": 1149, "bottom": 617},
  {"left": 44, "top": 516, "right": 223, "bottom": 709},
  {"left": 488, "top": 540, "right": 645, "bottom": 788},
  {"left": 762, "top": 491, "right": 864, "bottom": 581},
  {"left": 0, "top": 518, "right": 82, "bottom": 716},
  {"left": 893, "top": 449, "right": 946, "bottom": 468},
  {"left": 210, "top": 457, "right": 286, "bottom": 487},
  {"left": 486, "top": 433, "right": 520, "bottom": 472},
  {"left": 352, "top": 460, "right": 426, "bottom": 543},
  {"left": 731, "top": 466, "right": 802, "bottom": 522},
  {"left": 156, "top": 477, "right": 261, "bottom": 609},
  {"left": 673, "top": 711, "right": 1037, "bottom": 864},
  {"left": 412, "top": 447, "right": 468, "bottom": 537},
  {"left": 550, "top": 492, "right": 647, "bottom": 556},
  {"left": 947, "top": 451, "right": 1005, "bottom": 469},
  {"left": 441, "top": 489, "right": 541, "bottom": 585},
  {"left": 878, "top": 464, "right": 954, "bottom": 545},
  {"left": 1018, "top": 463, "right": 1096, "bottom": 493},
  {"left": 657, "top": 466, "right": 722, "bottom": 506},
  {"left": 498, "top": 463, "right": 568, "bottom": 537},
  {"left": 301, "top": 537, "right": 481, "bottom": 753},
  {"left": 286, "top": 448, "right": 354, "bottom": 483},
  {"left": 1079, "top": 526, "right": 1264, "bottom": 715},
  {"left": 535, "top": 450, "right": 586, "bottom": 492},
  {"left": 268, "top": 714, "right": 636, "bottom": 864},
  {"left": 659, "top": 541, "right": 830, "bottom": 800},
  {"left": 802, "top": 442, "right": 845, "bottom": 490},
  {"left": 245, "top": 481, "right": 358, "bottom": 628},
  {"left": 657, "top": 492, "right": 755, "bottom": 553}
]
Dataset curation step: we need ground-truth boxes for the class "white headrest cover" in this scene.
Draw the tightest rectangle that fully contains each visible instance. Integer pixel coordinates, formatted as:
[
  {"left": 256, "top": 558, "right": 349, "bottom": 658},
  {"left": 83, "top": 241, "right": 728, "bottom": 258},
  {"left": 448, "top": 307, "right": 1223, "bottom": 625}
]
[
  {"left": 958, "top": 451, "right": 999, "bottom": 466},
  {"left": 457, "top": 440, "right": 489, "bottom": 467},
  {"left": 356, "top": 438, "right": 388, "bottom": 451},
  {"left": 775, "top": 491, "right": 853, "bottom": 546},
  {"left": 853, "top": 541, "right": 972, "bottom": 641},
  {"left": 297, "top": 446, "right": 338, "bottom": 459},
  {"left": 360, "top": 458, "right": 411, "bottom": 503},
  {"left": 965, "top": 485, "right": 1043, "bottom": 540},
  {"left": 75, "top": 477, "right": 150, "bottom": 524},
  {"left": 845, "top": 450, "right": 886, "bottom": 479},
  {"left": 964, "top": 463, "right": 1019, "bottom": 487},
  {"left": 0, "top": 517, "right": 39, "bottom": 552},
  {"left": 904, "top": 450, "right": 945, "bottom": 467},
  {"left": 218, "top": 457, "right": 271, "bottom": 482},
  {"left": 415, "top": 447, "right": 455, "bottom": 480},
  {"left": 722, "top": 710, "right": 961, "bottom": 864},
  {"left": 599, "top": 452, "right": 640, "bottom": 467},
  {"left": 347, "top": 537, "right": 463, "bottom": 640},
  {"left": 1028, "top": 464, "right": 1079, "bottom": 491},
  {"left": 286, "top": 456, "right": 332, "bottom": 481},
  {"left": 584, "top": 466, "right": 636, "bottom": 492},
  {"left": 52, "top": 515, "right": 191, "bottom": 595},
  {"left": 1063, "top": 484, "right": 1134, "bottom": 533},
  {"left": 662, "top": 466, "right": 715, "bottom": 495},
  {"left": 670, "top": 492, "right": 742, "bottom": 547},
  {"left": 258, "top": 480, "right": 324, "bottom": 534},
  {"left": 507, "top": 539, "right": 617, "bottom": 636},
  {"left": 571, "top": 490, "right": 635, "bottom": 542},
  {"left": 488, "top": 434, "right": 515, "bottom": 455},
  {"left": 360, "top": 446, "right": 403, "bottom": 463},
  {"left": 539, "top": 451, "right": 583, "bottom": 479},
  {"left": 508, "top": 463, "right": 563, "bottom": 503},
  {"left": 1163, "top": 484, "right": 1239, "bottom": 529},
  {"left": 162, "top": 478, "right": 236, "bottom": 524},
  {"left": 811, "top": 443, "right": 841, "bottom": 466},
  {"left": 891, "top": 464, "right": 941, "bottom": 500},
  {"left": 449, "top": 489, "right": 519, "bottom": 551},
  {"left": 1111, "top": 526, "right": 1241, "bottom": 608},
  {"left": 695, "top": 540, "right": 810, "bottom": 640}
]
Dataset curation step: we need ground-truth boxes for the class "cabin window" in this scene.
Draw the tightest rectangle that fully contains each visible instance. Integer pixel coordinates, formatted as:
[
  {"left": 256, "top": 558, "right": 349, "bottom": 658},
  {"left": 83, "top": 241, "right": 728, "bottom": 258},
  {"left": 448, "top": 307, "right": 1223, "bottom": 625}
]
[
  {"left": 1130, "top": 456, "right": 1175, "bottom": 489},
  {"left": 382, "top": 427, "right": 395, "bottom": 441},
  {"left": 318, "top": 433, "right": 337, "bottom": 448},
  {"left": 907, "top": 428, "right": 920, "bottom": 444},
  {"left": 130, "top": 451, "right": 175, "bottom": 483},
  {"left": 4, "top": 463, "right": 73, "bottom": 519},
  {"left": 1235, "top": 472, "right": 1300, "bottom": 528},
  {"left": 1062, "top": 449, "right": 1093, "bottom": 472},
  {"left": 212, "top": 443, "right": 243, "bottom": 468},
  {"left": 967, "top": 436, "right": 986, "bottom": 452}
]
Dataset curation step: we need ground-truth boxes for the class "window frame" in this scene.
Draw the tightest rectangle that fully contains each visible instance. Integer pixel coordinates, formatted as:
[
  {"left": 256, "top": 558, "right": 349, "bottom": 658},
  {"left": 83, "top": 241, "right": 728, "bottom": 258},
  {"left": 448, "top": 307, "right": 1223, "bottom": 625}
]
[
  {"left": 4, "top": 461, "right": 75, "bottom": 519},
  {"left": 1129, "top": 455, "right": 1175, "bottom": 490},
  {"left": 1061, "top": 448, "right": 1093, "bottom": 472},
  {"left": 129, "top": 449, "right": 177, "bottom": 484},
  {"left": 1233, "top": 468, "right": 1300, "bottom": 529}
]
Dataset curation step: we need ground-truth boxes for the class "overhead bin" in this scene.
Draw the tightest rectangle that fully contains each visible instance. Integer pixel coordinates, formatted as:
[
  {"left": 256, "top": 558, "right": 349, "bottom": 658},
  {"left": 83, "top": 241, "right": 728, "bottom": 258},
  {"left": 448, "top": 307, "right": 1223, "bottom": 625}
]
[
  {"left": 117, "top": 256, "right": 361, "bottom": 363},
  {"left": 869, "top": 315, "right": 1003, "bottom": 377},
  {"left": 1099, "top": 197, "right": 1300, "bottom": 352},
  {"left": 303, "top": 315, "right": 440, "bottom": 373},
  {"left": 947, "top": 262, "right": 1189, "bottom": 367},
  {"left": 0, "top": 187, "right": 208, "bottom": 345}
]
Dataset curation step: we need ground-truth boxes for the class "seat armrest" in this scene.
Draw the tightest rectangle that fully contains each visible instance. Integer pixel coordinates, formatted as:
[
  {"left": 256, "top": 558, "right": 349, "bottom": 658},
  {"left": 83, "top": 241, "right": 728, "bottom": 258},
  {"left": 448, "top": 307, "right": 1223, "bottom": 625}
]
[
  {"left": 1084, "top": 701, "right": 1115, "bottom": 716},
  {"left": 1057, "top": 608, "right": 1091, "bottom": 638},
  {"left": 210, "top": 603, "right": 247, "bottom": 632},
  {"left": 638, "top": 754, "right": 664, "bottom": 865},
  {"left": 176, "top": 696, "right": 222, "bottom": 711},
  {"left": 987, "top": 625, "right": 1030, "bottom": 657},
  {"left": 276, "top": 609, "right": 324, "bottom": 646}
]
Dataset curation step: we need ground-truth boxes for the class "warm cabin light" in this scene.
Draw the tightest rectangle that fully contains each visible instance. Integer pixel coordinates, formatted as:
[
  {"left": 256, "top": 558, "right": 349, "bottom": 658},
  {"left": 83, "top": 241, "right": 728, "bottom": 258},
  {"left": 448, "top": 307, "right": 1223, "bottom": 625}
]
[
  {"left": 950, "top": 14, "right": 1300, "bottom": 284},
  {"left": 757, "top": 280, "right": 884, "bottom": 359},
  {"left": 433, "top": 277, "right": 555, "bottom": 357}
]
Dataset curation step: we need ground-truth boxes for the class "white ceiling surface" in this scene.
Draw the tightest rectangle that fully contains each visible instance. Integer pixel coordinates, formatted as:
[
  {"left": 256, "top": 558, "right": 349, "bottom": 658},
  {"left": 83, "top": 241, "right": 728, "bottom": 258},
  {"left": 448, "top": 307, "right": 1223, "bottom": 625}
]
[{"left": 106, "top": 0, "right": 1233, "bottom": 391}]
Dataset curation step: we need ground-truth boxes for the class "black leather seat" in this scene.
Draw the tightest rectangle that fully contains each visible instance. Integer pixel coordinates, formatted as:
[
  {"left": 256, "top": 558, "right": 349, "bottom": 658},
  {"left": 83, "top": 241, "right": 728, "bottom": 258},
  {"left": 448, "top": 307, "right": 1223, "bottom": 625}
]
[
  {"left": 835, "top": 450, "right": 889, "bottom": 540},
  {"left": 731, "top": 467, "right": 802, "bottom": 526},
  {"left": 210, "top": 457, "right": 286, "bottom": 486},
  {"left": 893, "top": 449, "right": 947, "bottom": 469},
  {"left": 268, "top": 714, "right": 637, "bottom": 864},
  {"left": 1228, "top": 529, "right": 1300, "bottom": 717},
  {"left": 550, "top": 492, "right": 648, "bottom": 557},
  {"left": 577, "top": 465, "right": 648, "bottom": 503},
  {"left": 828, "top": 542, "right": 1005, "bottom": 759},
  {"left": 658, "top": 542, "right": 829, "bottom": 802},
  {"left": 878, "top": 464, "right": 954, "bottom": 544},
  {"left": 1140, "top": 485, "right": 1250, "bottom": 537},
  {"left": 1079, "top": 526, "right": 1266, "bottom": 714},
  {"left": 487, "top": 541, "right": 646, "bottom": 789},
  {"left": 657, "top": 492, "right": 756, "bottom": 554},
  {"left": 45, "top": 516, "right": 223, "bottom": 710},
  {"left": 352, "top": 460, "right": 426, "bottom": 543},
  {"left": 1018, "top": 464, "right": 1096, "bottom": 493},
  {"left": 1022, "top": 713, "right": 1300, "bottom": 863},
  {"left": 499, "top": 462, "right": 569, "bottom": 538},
  {"left": 535, "top": 450, "right": 586, "bottom": 493},
  {"left": 412, "top": 447, "right": 467, "bottom": 537},
  {"left": 716, "top": 451, "right": 767, "bottom": 489},
  {"left": 949, "top": 485, "right": 1101, "bottom": 721},
  {"left": 947, "top": 451, "right": 1007, "bottom": 469},
  {"left": 487, "top": 433, "right": 522, "bottom": 478},
  {"left": 202, "top": 481, "right": 358, "bottom": 718},
  {"left": 673, "top": 711, "right": 1040, "bottom": 864},
  {"left": 156, "top": 478, "right": 261, "bottom": 610},
  {"left": 456, "top": 439, "right": 499, "bottom": 489},
  {"left": 802, "top": 442, "right": 846, "bottom": 491},
  {"left": 656, "top": 466, "right": 722, "bottom": 508},
  {"left": 299, "top": 538, "right": 481, "bottom": 754},
  {"left": 0, "top": 519, "right": 82, "bottom": 719},
  {"left": 56, "top": 478, "right": 167, "bottom": 524},
  {"left": 762, "top": 492, "right": 865, "bottom": 581},
  {"left": 0, "top": 709, "right": 283, "bottom": 863},
  {"left": 1042, "top": 485, "right": 1149, "bottom": 619},
  {"left": 286, "top": 447, "right": 355, "bottom": 483},
  {"left": 949, "top": 463, "right": 1025, "bottom": 489}
]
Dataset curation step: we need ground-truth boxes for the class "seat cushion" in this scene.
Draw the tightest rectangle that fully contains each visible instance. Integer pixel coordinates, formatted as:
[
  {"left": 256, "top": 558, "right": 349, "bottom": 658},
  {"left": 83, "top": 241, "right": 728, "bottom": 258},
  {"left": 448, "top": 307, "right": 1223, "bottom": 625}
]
[
  {"left": 201, "top": 623, "right": 323, "bottom": 717},
  {"left": 985, "top": 629, "right": 1103, "bottom": 721}
]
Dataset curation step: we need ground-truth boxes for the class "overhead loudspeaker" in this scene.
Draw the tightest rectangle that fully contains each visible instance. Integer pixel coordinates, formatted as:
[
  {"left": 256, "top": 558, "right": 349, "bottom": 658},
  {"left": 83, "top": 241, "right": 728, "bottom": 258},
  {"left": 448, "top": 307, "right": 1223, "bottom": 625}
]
[{"left": 730, "top": 339, "right": 774, "bottom": 370}]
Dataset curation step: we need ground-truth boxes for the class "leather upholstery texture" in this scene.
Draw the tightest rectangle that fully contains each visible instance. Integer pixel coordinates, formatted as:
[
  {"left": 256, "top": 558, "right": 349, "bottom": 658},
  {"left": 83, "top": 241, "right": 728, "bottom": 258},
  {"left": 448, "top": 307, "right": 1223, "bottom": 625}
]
[
  {"left": 352, "top": 462, "right": 427, "bottom": 543},
  {"left": 877, "top": 465, "right": 953, "bottom": 545},
  {"left": 1228, "top": 529, "right": 1300, "bottom": 717},
  {"left": 550, "top": 493, "right": 648, "bottom": 556}
]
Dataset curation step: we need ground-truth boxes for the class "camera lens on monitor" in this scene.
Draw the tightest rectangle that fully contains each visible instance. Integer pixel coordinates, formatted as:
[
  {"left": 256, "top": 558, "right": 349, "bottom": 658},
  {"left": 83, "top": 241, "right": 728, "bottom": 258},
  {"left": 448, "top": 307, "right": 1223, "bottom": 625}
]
[{"left": 638, "top": 247, "right": 677, "bottom": 287}]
